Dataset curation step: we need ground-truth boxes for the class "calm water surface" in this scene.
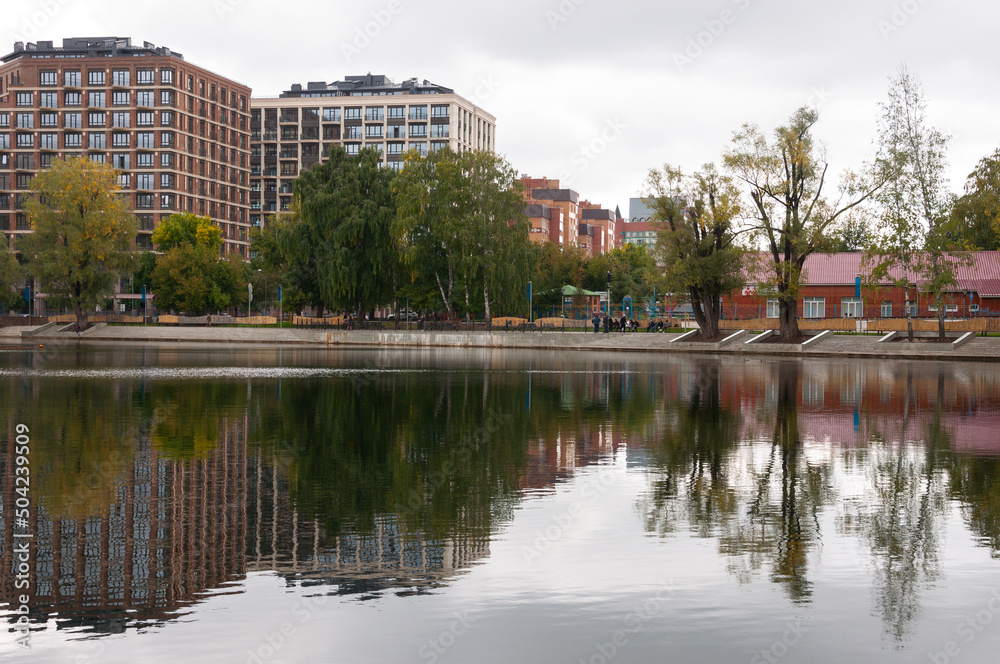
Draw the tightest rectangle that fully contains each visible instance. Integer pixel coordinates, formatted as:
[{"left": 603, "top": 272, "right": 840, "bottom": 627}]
[{"left": 2, "top": 345, "right": 1000, "bottom": 663}]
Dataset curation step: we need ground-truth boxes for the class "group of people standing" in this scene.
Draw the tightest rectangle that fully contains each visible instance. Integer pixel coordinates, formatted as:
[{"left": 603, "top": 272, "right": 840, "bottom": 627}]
[{"left": 592, "top": 314, "right": 640, "bottom": 333}]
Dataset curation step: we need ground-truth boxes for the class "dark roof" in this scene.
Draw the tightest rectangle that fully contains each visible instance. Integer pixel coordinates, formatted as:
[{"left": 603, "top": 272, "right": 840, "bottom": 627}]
[
  {"left": 581, "top": 208, "right": 615, "bottom": 221},
  {"left": 281, "top": 74, "right": 453, "bottom": 98},
  {"left": 531, "top": 188, "right": 579, "bottom": 204},
  {"left": 3, "top": 37, "right": 182, "bottom": 63},
  {"left": 524, "top": 204, "right": 551, "bottom": 219}
]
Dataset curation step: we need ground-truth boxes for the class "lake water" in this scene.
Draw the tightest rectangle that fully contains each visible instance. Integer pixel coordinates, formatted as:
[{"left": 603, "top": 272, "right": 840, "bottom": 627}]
[{"left": 2, "top": 345, "right": 1000, "bottom": 663}]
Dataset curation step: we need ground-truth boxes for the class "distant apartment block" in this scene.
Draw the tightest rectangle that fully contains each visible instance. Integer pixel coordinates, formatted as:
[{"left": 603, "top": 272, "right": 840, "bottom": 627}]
[
  {"left": 0, "top": 37, "right": 253, "bottom": 256},
  {"left": 518, "top": 176, "right": 618, "bottom": 256},
  {"left": 619, "top": 197, "right": 659, "bottom": 250},
  {"left": 249, "top": 74, "right": 496, "bottom": 224}
]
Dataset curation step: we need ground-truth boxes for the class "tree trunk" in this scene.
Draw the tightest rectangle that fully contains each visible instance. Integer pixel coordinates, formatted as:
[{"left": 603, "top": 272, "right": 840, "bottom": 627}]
[
  {"left": 483, "top": 281, "right": 491, "bottom": 321},
  {"left": 937, "top": 295, "right": 946, "bottom": 342},
  {"left": 691, "top": 289, "right": 719, "bottom": 339},
  {"left": 464, "top": 283, "right": 471, "bottom": 322},
  {"left": 434, "top": 269, "right": 454, "bottom": 319},
  {"left": 905, "top": 286, "right": 914, "bottom": 342},
  {"left": 778, "top": 299, "right": 800, "bottom": 342}
]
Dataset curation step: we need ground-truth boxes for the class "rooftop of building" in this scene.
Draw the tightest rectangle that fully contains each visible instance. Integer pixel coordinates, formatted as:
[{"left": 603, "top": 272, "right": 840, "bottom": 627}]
[
  {"left": 581, "top": 208, "right": 615, "bottom": 222},
  {"left": 531, "top": 188, "right": 579, "bottom": 204},
  {"left": 278, "top": 74, "right": 454, "bottom": 98},
  {"left": 2, "top": 37, "right": 182, "bottom": 63}
]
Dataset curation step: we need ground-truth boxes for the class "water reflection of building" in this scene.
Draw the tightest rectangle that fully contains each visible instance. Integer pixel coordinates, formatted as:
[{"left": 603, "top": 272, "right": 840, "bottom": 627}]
[
  {"left": 0, "top": 419, "right": 248, "bottom": 633},
  {"left": 244, "top": 455, "right": 492, "bottom": 594}
]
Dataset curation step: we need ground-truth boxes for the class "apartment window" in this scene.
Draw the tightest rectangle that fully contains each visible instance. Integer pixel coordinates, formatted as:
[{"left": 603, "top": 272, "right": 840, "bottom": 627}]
[
  {"left": 112, "top": 69, "right": 130, "bottom": 86},
  {"left": 366, "top": 143, "right": 384, "bottom": 155},
  {"left": 345, "top": 143, "right": 360, "bottom": 155},
  {"left": 160, "top": 111, "right": 174, "bottom": 126},
  {"left": 65, "top": 70, "right": 82, "bottom": 87},
  {"left": 16, "top": 163, "right": 33, "bottom": 181},
  {"left": 408, "top": 105, "right": 427, "bottom": 120},
  {"left": 137, "top": 68, "right": 155, "bottom": 85},
  {"left": 64, "top": 91, "right": 82, "bottom": 106},
  {"left": 64, "top": 133, "right": 82, "bottom": 148},
  {"left": 927, "top": 303, "right": 959, "bottom": 313},
  {"left": 88, "top": 70, "right": 105, "bottom": 85},
  {"left": 88, "top": 112, "right": 105, "bottom": 127},
  {"left": 137, "top": 111, "right": 154, "bottom": 126},
  {"left": 345, "top": 107, "right": 361, "bottom": 120},
  {"left": 345, "top": 126, "right": 363, "bottom": 140},
  {"left": 841, "top": 297, "right": 863, "bottom": 318},
  {"left": 387, "top": 142, "right": 404, "bottom": 155},
  {"left": 40, "top": 133, "right": 58, "bottom": 150},
  {"left": 88, "top": 92, "right": 106, "bottom": 107},
  {"left": 431, "top": 105, "right": 449, "bottom": 118},
  {"left": 111, "top": 91, "right": 129, "bottom": 106},
  {"left": 39, "top": 92, "right": 58, "bottom": 108},
  {"left": 160, "top": 173, "right": 174, "bottom": 189},
  {"left": 160, "top": 132, "right": 174, "bottom": 147},
  {"left": 408, "top": 123, "right": 427, "bottom": 138},
  {"left": 136, "top": 132, "right": 154, "bottom": 149},
  {"left": 112, "top": 153, "right": 130, "bottom": 169},
  {"left": 112, "top": 112, "right": 130, "bottom": 128},
  {"left": 161, "top": 90, "right": 175, "bottom": 106},
  {"left": 766, "top": 298, "right": 780, "bottom": 318},
  {"left": 136, "top": 194, "right": 154, "bottom": 208},
  {"left": 322, "top": 107, "right": 341, "bottom": 122},
  {"left": 112, "top": 132, "right": 129, "bottom": 147},
  {"left": 430, "top": 124, "right": 450, "bottom": 138},
  {"left": 16, "top": 92, "right": 33, "bottom": 107},
  {"left": 40, "top": 112, "right": 57, "bottom": 127},
  {"left": 137, "top": 174, "right": 154, "bottom": 190},
  {"left": 160, "top": 194, "right": 174, "bottom": 209},
  {"left": 117, "top": 173, "right": 130, "bottom": 188},
  {"left": 138, "top": 214, "right": 154, "bottom": 231},
  {"left": 40, "top": 71, "right": 57, "bottom": 86},
  {"left": 16, "top": 134, "right": 34, "bottom": 148},
  {"left": 90, "top": 154, "right": 106, "bottom": 164},
  {"left": 880, "top": 301, "right": 892, "bottom": 318},
  {"left": 387, "top": 106, "right": 405, "bottom": 120},
  {"left": 429, "top": 141, "right": 447, "bottom": 153},
  {"left": 88, "top": 133, "right": 106, "bottom": 149},
  {"left": 803, "top": 297, "right": 825, "bottom": 318},
  {"left": 136, "top": 90, "right": 154, "bottom": 107},
  {"left": 0, "top": 114, "right": 7, "bottom": 129},
  {"left": 161, "top": 68, "right": 174, "bottom": 84},
  {"left": 160, "top": 152, "right": 174, "bottom": 168},
  {"left": 365, "top": 125, "right": 383, "bottom": 138},
  {"left": 365, "top": 107, "right": 384, "bottom": 121},
  {"left": 137, "top": 152, "right": 154, "bottom": 168},
  {"left": 0, "top": 135, "right": 8, "bottom": 149},
  {"left": 64, "top": 112, "right": 82, "bottom": 129}
]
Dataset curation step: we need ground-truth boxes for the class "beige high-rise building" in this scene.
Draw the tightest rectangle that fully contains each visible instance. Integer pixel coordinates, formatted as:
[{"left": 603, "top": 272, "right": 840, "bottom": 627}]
[{"left": 249, "top": 74, "right": 496, "bottom": 225}]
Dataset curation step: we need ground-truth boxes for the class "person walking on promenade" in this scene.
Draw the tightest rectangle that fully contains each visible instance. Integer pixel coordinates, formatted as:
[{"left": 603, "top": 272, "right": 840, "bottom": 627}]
[
  {"left": 603, "top": 314, "right": 609, "bottom": 334},
  {"left": 620, "top": 314, "right": 627, "bottom": 333},
  {"left": 593, "top": 314, "right": 600, "bottom": 333}
]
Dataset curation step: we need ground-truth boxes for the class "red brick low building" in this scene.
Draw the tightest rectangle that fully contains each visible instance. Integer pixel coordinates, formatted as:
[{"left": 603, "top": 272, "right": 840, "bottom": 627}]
[{"left": 720, "top": 252, "right": 1000, "bottom": 320}]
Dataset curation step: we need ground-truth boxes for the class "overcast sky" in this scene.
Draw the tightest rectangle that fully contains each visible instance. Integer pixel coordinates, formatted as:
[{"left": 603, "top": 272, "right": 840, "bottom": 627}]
[{"left": 7, "top": 0, "right": 999, "bottom": 216}]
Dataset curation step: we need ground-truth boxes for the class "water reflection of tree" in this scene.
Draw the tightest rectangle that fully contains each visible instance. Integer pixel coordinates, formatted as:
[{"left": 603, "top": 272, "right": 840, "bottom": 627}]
[{"left": 149, "top": 382, "right": 247, "bottom": 458}]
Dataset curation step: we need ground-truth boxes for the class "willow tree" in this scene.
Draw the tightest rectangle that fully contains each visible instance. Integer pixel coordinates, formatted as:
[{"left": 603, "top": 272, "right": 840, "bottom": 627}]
[
  {"left": 647, "top": 163, "right": 745, "bottom": 339},
  {"left": 292, "top": 145, "right": 398, "bottom": 317},
  {"left": 18, "top": 157, "right": 137, "bottom": 328},
  {"left": 724, "top": 108, "right": 880, "bottom": 341},
  {"left": 0, "top": 242, "right": 21, "bottom": 309}
]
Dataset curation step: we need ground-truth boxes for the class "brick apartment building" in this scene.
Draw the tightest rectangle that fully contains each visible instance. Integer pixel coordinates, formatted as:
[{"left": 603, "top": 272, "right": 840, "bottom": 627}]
[
  {"left": 249, "top": 74, "right": 495, "bottom": 225},
  {"left": 518, "top": 176, "right": 617, "bottom": 256},
  {"left": 0, "top": 37, "right": 252, "bottom": 256}
]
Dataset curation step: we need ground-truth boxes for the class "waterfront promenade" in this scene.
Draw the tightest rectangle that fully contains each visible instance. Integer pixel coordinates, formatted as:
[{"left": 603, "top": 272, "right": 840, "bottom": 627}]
[{"left": 6, "top": 322, "right": 1000, "bottom": 362}]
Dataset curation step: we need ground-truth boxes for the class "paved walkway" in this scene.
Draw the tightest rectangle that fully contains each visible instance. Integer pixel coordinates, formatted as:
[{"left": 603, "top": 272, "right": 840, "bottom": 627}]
[{"left": 8, "top": 324, "right": 1000, "bottom": 362}]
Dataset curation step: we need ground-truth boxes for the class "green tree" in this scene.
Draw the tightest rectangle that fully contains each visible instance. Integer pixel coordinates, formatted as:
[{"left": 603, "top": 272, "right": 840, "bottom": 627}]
[
  {"left": 0, "top": 241, "right": 22, "bottom": 309},
  {"left": 530, "top": 242, "right": 589, "bottom": 311},
  {"left": 18, "top": 157, "right": 137, "bottom": 328},
  {"left": 249, "top": 212, "right": 311, "bottom": 316},
  {"left": 863, "top": 67, "right": 966, "bottom": 342},
  {"left": 585, "top": 244, "right": 660, "bottom": 312},
  {"left": 150, "top": 212, "right": 247, "bottom": 315},
  {"left": 151, "top": 211, "right": 223, "bottom": 251},
  {"left": 646, "top": 164, "right": 745, "bottom": 339},
  {"left": 949, "top": 147, "right": 1000, "bottom": 250},
  {"left": 724, "top": 108, "right": 880, "bottom": 341},
  {"left": 293, "top": 145, "right": 398, "bottom": 317}
]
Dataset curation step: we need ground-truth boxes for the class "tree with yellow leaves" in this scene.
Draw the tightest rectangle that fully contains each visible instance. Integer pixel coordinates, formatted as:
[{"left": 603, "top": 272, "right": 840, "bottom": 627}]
[{"left": 18, "top": 157, "right": 137, "bottom": 328}]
